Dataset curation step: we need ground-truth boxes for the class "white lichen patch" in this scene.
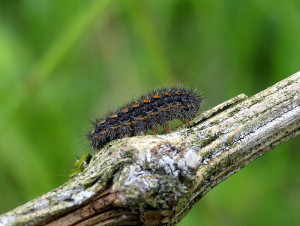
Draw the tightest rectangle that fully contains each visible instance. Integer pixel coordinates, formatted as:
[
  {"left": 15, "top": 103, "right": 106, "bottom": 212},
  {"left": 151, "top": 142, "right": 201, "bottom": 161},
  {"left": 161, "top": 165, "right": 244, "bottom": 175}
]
[
  {"left": 182, "top": 148, "right": 202, "bottom": 170},
  {"left": 196, "top": 130, "right": 207, "bottom": 143},
  {"left": 177, "top": 147, "right": 202, "bottom": 178},
  {"left": 53, "top": 185, "right": 84, "bottom": 202},
  {"left": 72, "top": 190, "right": 95, "bottom": 205},
  {"left": 113, "top": 140, "right": 202, "bottom": 209},
  {"left": 123, "top": 165, "right": 158, "bottom": 193},
  {"left": 157, "top": 131, "right": 181, "bottom": 141},
  {"left": 242, "top": 105, "right": 300, "bottom": 146},
  {"left": 34, "top": 199, "right": 50, "bottom": 211},
  {"left": 121, "top": 214, "right": 128, "bottom": 219},
  {"left": 0, "top": 215, "right": 17, "bottom": 225}
]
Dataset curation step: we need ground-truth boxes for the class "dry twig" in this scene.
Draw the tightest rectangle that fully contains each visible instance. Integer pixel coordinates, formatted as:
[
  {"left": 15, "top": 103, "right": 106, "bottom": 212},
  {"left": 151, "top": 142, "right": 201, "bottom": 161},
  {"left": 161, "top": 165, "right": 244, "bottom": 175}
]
[{"left": 1, "top": 71, "right": 299, "bottom": 225}]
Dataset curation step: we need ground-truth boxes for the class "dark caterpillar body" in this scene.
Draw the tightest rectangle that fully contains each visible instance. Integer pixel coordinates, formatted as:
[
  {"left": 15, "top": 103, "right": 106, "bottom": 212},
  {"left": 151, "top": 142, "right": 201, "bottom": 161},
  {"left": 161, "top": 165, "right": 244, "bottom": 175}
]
[{"left": 89, "top": 87, "right": 202, "bottom": 150}]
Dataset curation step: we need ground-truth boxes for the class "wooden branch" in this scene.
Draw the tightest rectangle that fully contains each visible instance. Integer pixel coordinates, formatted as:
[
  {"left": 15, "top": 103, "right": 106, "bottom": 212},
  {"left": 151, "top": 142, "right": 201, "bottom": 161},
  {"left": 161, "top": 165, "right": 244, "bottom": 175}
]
[{"left": 1, "top": 72, "right": 299, "bottom": 226}]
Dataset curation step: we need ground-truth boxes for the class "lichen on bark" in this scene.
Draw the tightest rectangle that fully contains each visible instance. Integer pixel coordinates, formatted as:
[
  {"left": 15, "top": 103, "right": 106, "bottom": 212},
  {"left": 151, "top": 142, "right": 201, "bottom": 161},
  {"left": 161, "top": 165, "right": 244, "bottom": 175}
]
[{"left": 0, "top": 71, "right": 299, "bottom": 226}]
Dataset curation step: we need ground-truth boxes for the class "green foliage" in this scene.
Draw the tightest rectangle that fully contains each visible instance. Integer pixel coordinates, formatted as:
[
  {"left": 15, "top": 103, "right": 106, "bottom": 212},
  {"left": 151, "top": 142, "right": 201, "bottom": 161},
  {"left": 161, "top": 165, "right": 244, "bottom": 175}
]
[
  {"left": 0, "top": 0, "right": 299, "bottom": 225},
  {"left": 69, "top": 154, "right": 92, "bottom": 178}
]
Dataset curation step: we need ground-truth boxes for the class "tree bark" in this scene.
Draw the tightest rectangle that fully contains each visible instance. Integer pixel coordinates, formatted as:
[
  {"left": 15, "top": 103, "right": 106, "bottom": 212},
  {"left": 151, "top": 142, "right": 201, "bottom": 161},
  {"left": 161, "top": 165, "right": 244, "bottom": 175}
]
[{"left": 1, "top": 71, "right": 299, "bottom": 226}]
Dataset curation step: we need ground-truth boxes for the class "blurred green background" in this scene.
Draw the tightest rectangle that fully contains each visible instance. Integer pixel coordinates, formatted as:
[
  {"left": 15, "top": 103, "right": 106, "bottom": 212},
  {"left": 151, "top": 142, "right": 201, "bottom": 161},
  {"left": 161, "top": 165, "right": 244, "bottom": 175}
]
[{"left": 0, "top": 0, "right": 299, "bottom": 225}]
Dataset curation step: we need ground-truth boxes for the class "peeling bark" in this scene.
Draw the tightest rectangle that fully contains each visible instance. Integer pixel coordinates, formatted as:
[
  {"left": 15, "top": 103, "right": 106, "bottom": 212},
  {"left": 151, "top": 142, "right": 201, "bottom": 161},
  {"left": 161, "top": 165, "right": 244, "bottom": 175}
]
[{"left": 0, "top": 71, "right": 299, "bottom": 226}]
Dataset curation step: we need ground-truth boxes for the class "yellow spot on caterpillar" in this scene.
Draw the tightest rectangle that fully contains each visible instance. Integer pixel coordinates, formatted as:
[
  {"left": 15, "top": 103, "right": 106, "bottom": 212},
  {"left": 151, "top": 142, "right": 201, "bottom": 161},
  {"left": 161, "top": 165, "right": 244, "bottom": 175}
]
[
  {"left": 98, "top": 121, "right": 105, "bottom": 125},
  {"left": 154, "top": 94, "right": 161, "bottom": 99},
  {"left": 139, "top": 116, "right": 148, "bottom": 120},
  {"left": 170, "top": 104, "right": 180, "bottom": 108},
  {"left": 165, "top": 92, "right": 172, "bottom": 96},
  {"left": 122, "top": 109, "right": 129, "bottom": 113},
  {"left": 132, "top": 104, "right": 139, "bottom": 108},
  {"left": 101, "top": 130, "right": 108, "bottom": 135},
  {"left": 125, "top": 121, "right": 135, "bottom": 126},
  {"left": 161, "top": 106, "right": 170, "bottom": 111},
  {"left": 143, "top": 99, "right": 150, "bottom": 103},
  {"left": 113, "top": 125, "right": 121, "bottom": 130},
  {"left": 110, "top": 115, "right": 117, "bottom": 118},
  {"left": 175, "top": 91, "right": 181, "bottom": 95}
]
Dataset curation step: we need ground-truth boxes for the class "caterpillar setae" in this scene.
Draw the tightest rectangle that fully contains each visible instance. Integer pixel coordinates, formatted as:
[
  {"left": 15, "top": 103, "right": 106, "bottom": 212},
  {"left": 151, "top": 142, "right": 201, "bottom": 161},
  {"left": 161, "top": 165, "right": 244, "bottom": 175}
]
[{"left": 88, "top": 87, "right": 202, "bottom": 150}]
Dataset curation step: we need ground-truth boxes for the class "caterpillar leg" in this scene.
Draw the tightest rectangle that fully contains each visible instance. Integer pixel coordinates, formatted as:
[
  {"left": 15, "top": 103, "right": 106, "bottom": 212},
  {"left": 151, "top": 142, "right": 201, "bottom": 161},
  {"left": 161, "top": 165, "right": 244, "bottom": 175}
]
[
  {"left": 163, "top": 122, "right": 170, "bottom": 133},
  {"left": 181, "top": 117, "right": 193, "bottom": 125},
  {"left": 152, "top": 128, "right": 159, "bottom": 135},
  {"left": 180, "top": 119, "right": 189, "bottom": 125},
  {"left": 139, "top": 131, "right": 146, "bottom": 136},
  {"left": 150, "top": 123, "right": 159, "bottom": 135}
]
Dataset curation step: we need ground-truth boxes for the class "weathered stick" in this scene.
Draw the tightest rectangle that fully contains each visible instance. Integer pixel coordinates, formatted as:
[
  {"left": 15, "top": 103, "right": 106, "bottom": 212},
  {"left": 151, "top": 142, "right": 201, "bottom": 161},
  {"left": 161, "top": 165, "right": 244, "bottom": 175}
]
[{"left": 1, "top": 72, "right": 299, "bottom": 226}]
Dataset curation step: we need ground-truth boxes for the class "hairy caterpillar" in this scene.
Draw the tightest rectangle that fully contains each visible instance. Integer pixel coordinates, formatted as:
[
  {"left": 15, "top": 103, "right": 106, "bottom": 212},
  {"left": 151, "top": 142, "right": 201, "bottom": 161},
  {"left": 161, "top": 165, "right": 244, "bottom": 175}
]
[{"left": 88, "top": 87, "right": 202, "bottom": 150}]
